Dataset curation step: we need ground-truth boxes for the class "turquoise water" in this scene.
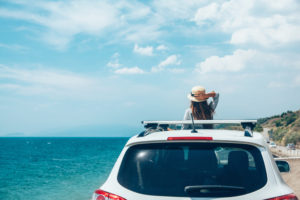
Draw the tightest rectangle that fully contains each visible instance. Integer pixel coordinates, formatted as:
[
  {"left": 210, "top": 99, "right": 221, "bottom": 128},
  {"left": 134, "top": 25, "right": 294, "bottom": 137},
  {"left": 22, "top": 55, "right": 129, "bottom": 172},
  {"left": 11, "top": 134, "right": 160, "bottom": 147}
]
[{"left": 0, "top": 137, "right": 128, "bottom": 200}]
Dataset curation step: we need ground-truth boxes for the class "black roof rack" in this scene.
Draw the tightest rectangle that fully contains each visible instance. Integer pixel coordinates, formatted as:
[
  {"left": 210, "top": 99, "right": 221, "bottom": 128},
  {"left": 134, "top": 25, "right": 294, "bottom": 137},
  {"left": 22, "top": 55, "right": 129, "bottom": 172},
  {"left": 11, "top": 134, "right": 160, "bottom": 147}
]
[{"left": 138, "top": 120, "right": 257, "bottom": 137}]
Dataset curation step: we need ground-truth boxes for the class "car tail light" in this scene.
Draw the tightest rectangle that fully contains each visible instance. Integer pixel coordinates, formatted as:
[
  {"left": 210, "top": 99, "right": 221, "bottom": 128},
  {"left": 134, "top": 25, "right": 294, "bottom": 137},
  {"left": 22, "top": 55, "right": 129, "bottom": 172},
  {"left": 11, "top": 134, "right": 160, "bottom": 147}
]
[
  {"left": 92, "top": 189, "right": 126, "bottom": 200},
  {"left": 266, "top": 194, "right": 298, "bottom": 200},
  {"left": 167, "top": 136, "right": 213, "bottom": 140}
]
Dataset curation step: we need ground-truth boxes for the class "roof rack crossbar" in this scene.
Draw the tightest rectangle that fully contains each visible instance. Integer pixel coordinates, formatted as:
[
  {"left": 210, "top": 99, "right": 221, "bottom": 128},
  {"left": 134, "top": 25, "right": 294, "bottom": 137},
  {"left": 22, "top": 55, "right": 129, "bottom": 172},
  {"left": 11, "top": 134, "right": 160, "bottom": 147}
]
[
  {"left": 142, "top": 120, "right": 257, "bottom": 125},
  {"left": 140, "top": 120, "right": 257, "bottom": 137}
]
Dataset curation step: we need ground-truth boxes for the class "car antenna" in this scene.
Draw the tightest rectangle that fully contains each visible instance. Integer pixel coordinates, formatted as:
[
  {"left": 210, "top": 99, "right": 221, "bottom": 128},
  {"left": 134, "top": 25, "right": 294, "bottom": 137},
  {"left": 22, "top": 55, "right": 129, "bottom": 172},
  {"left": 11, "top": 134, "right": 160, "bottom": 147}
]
[{"left": 190, "top": 114, "right": 198, "bottom": 133}]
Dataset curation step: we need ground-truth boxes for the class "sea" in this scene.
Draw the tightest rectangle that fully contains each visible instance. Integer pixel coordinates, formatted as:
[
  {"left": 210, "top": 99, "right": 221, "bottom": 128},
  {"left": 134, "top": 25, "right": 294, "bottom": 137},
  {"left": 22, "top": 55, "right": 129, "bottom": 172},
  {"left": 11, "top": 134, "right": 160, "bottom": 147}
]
[{"left": 0, "top": 137, "right": 129, "bottom": 200}]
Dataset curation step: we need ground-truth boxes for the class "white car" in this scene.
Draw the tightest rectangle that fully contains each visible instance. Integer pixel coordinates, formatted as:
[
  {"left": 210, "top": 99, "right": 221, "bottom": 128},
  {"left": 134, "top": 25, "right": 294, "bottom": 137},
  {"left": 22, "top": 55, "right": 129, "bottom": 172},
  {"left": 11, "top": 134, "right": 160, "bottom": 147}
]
[
  {"left": 269, "top": 141, "right": 277, "bottom": 148},
  {"left": 92, "top": 120, "right": 298, "bottom": 200}
]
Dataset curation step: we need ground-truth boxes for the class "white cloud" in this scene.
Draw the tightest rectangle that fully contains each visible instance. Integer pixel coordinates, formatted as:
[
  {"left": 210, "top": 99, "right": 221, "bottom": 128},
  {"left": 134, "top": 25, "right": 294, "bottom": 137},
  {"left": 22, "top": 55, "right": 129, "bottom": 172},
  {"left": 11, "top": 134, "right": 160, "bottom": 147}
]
[
  {"left": 0, "top": 0, "right": 165, "bottom": 48},
  {"left": 153, "top": 0, "right": 206, "bottom": 21},
  {"left": 0, "top": 0, "right": 207, "bottom": 48},
  {"left": 2, "top": 0, "right": 299, "bottom": 50},
  {"left": 268, "top": 74, "right": 300, "bottom": 88},
  {"left": 268, "top": 81, "right": 286, "bottom": 88},
  {"left": 294, "top": 75, "right": 300, "bottom": 86},
  {"left": 230, "top": 16, "right": 300, "bottom": 47},
  {"left": 168, "top": 68, "right": 185, "bottom": 73},
  {"left": 107, "top": 53, "right": 121, "bottom": 68},
  {"left": 118, "top": 1, "right": 151, "bottom": 20},
  {"left": 192, "top": 0, "right": 300, "bottom": 47},
  {"left": 133, "top": 44, "right": 153, "bottom": 56},
  {"left": 0, "top": 43, "right": 28, "bottom": 51},
  {"left": 0, "top": 64, "right": 98, "bottom": 97},
  {"left": 118, "top": 23, "right": 162, "bottom": 43},
  {"left": 152, "top": 55, "right": 181, "bottom": 72},
  {"left": 114, "top": 67, "right": 145, "bottom": 74},
  {"left": 195, "top": 49, "right": 256, "bottom": 73},
  {"left": 159, "top": 55, "right": 181, "bottom": 67},
  {"left": 193, "top": 3, "right": 219, "bottom": 26},
  {"left": 0, "top": 0, "right": 119, "bottom": 49},
  {"left": 107, "top": 61, "right": 121, "bottom": 68},
  {"left": 156, "top": 44, "right": 168, "bottom": 51}
]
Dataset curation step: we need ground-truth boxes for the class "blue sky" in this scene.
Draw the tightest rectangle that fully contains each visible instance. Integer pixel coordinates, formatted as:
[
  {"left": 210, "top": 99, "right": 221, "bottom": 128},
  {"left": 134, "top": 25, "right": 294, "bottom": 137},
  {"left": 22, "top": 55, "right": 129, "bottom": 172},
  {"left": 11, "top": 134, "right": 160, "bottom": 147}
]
[{"left": 0, "top": 0, "right": 300, "bottom": 136}]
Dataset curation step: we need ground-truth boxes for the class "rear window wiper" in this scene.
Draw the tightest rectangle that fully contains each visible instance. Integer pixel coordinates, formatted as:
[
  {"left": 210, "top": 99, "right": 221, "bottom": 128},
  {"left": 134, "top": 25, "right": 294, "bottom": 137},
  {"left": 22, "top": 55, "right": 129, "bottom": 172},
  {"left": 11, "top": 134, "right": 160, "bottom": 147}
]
[{"left": 184, "top": 185, "right": 246, "bottom": 194}]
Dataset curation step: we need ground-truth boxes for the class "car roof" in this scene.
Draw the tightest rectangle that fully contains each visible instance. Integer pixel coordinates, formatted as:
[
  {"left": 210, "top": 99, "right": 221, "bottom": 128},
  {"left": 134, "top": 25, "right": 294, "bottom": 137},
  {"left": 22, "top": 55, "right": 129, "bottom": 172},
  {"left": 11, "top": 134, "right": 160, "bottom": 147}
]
[{"left": 126, "top": 129, "right": 267, "bottom": 147}]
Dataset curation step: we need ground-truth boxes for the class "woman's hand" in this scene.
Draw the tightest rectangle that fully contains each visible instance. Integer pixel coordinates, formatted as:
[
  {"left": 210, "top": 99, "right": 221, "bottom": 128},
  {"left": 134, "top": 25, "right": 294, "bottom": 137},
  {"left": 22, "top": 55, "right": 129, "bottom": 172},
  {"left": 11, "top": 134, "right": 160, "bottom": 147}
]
[{"left": 208, "top": 91, "right": 216, "bottom": 98}]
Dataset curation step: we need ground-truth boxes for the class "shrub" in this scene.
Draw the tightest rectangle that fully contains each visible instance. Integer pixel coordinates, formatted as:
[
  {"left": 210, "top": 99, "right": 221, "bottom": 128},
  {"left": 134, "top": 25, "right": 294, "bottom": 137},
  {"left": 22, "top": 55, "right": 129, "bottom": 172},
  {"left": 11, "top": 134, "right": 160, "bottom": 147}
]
[
  {"left": 275, "top": 120, "right": 282, "bottom": 127},
  {"left": 285, "top": 114, "right": 297, "bottom": 126},
  {"left": 281, "top": 112, "right": 287, "bottom": 117},
  {"left": 284, "top": 132, "right": 300, "bottom": 146},
  {"left": 254, "top": 124, "right": 263, "bottom": 132},
  {"left": 272, "top": 128, "right": 287, "bottom": 141}
]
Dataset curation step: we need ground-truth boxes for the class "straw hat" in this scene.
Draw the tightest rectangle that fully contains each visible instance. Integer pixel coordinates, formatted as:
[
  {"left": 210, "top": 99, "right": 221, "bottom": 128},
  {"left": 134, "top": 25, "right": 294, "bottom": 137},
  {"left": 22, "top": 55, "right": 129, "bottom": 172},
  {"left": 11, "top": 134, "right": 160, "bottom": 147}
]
[{"left": 187, "top": 86, "right": 208, "bottom": 102}]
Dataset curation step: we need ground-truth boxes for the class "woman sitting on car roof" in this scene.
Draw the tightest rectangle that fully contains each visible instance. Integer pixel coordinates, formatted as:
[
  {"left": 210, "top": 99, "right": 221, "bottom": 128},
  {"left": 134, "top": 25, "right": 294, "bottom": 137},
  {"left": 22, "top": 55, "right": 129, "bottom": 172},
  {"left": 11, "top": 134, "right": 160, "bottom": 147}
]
[{"left": 182, "top": 86, "right": 219, "bottom": 129}]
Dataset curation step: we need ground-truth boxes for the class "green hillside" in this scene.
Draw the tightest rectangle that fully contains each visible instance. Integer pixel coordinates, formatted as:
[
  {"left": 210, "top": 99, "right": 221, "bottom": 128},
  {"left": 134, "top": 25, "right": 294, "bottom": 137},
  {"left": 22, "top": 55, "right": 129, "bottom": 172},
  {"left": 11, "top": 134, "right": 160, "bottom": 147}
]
[
  {"left": 258, "top": 110, "right": 300, "bottom": 146},
  {"left": 217, "top": 109, "right": 300, "bottom": 145}
]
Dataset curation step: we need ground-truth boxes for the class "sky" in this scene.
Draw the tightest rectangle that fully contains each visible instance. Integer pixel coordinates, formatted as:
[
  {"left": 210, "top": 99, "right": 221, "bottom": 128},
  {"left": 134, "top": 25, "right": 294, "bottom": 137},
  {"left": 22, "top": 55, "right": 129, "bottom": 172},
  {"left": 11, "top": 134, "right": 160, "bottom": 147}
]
[{"left": 0, "top": 0, "right": 300, "bottom": 136}]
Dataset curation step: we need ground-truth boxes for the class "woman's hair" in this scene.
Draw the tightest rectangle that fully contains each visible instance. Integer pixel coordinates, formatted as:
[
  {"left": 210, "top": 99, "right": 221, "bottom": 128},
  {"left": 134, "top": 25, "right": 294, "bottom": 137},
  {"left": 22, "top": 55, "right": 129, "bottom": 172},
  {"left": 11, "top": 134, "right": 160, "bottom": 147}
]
[{"left": 190, "top": 101, "right": 214, "bottom": 128}]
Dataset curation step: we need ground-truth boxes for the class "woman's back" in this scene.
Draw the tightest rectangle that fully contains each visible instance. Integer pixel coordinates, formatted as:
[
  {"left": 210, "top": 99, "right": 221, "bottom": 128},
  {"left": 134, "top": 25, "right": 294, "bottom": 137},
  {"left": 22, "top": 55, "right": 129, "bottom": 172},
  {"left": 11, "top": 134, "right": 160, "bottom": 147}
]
[{"left": 182, "top": 86, "right": 219, "bottom": 129}]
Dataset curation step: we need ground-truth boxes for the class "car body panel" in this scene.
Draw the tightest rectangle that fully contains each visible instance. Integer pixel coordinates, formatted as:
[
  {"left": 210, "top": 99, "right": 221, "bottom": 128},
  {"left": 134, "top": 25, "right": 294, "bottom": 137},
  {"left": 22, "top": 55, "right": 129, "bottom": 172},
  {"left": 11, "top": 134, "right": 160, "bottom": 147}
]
[
  {"left": 286, "top": 143, "right": 296, "bottom": 150},
  {"left": 96, "top": 129, "right": 296, "bottom": 200},
  {"left": 126, "top": 130, "right": 266, "bottom": 147},
  {"left": 269, "top": 142, "right": 277, "bottom": 148}
]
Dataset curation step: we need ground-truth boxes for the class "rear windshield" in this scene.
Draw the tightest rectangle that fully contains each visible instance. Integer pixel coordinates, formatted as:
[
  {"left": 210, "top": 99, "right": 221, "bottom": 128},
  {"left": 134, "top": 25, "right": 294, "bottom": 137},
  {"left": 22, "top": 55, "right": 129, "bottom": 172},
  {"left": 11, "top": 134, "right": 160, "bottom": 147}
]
[{"left": 117, "top": 142, "right": 267, "bottom": 197}]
